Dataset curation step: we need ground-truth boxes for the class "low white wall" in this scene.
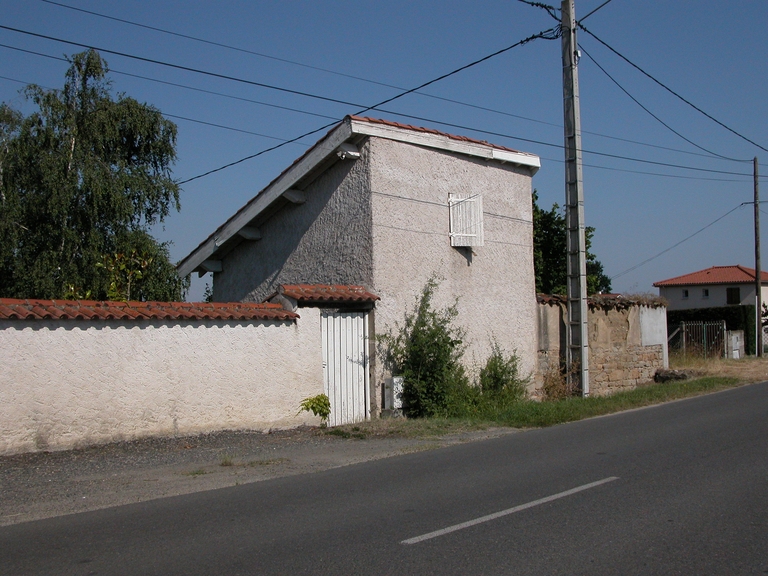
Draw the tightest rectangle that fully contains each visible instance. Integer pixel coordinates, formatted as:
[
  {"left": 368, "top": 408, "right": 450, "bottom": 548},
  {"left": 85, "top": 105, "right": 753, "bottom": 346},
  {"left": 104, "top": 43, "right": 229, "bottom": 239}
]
[
  {"left": 640, "top": 305, "right": 669, "bottom": 368},
  {"left": 0, "top": 309, "right": 324, "bottom": 455}
]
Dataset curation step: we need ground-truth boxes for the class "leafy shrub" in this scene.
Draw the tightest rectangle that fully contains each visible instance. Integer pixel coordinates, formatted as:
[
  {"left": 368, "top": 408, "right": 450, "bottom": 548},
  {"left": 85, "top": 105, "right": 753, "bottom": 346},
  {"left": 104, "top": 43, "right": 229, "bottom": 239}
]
[
  {"left": 479, "top": 341, "right": 528, "bottom": 399},
  {"left": 380, "top": 278, "right": 469, "bottom": 418},
  {"left": 298, "top": 394, "right": 331, "bottom": 426},
  {"left": 380, "top": 280, "right": 530, "bottom": 418}
]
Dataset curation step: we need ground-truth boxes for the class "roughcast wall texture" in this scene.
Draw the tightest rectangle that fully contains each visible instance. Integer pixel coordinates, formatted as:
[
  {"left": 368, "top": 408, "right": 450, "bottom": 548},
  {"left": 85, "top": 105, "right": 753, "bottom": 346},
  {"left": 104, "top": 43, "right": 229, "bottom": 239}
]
[{"left": 0, "top": 311, "right": 323, "bottom": 455}]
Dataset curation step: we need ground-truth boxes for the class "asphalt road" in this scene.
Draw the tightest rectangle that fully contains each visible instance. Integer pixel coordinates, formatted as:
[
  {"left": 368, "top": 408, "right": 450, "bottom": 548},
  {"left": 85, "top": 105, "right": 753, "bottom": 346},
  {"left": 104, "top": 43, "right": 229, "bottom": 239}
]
[{"left": 2, "top": 382, "right": 767, "bottom": 575}]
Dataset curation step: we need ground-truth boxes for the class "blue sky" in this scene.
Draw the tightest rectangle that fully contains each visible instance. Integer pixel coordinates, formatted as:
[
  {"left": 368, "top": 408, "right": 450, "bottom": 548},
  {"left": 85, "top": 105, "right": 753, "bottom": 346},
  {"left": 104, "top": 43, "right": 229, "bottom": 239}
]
[{"left": 1, "top": 0, "right": 766, "bottom": 300}]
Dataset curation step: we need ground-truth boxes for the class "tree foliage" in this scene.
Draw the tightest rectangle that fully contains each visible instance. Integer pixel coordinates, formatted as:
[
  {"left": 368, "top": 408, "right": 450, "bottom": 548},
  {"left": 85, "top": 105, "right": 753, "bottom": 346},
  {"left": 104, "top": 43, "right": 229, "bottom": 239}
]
[
  {"left": 532, "top": 190, "right": 612, "bottom": 295},
  {"left": 0, "top": 49, "right": 185, "bottom": 300}
]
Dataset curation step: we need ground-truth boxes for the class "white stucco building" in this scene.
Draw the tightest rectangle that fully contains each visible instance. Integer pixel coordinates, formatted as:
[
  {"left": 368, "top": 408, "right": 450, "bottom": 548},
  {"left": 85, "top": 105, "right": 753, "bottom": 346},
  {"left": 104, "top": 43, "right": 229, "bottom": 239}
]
[
  {"left": 654, "top": 265, "right": 768, "bottom": 310},
  {"left": 178, "top": 116, "right": 542, "bottom": 413}
]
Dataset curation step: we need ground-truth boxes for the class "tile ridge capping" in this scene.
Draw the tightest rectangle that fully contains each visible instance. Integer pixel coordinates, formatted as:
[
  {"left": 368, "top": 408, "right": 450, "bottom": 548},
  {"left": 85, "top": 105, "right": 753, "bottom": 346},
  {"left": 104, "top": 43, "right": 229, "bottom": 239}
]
[{"left": 275, "top": 283, "right": 380, "bottom": 305}]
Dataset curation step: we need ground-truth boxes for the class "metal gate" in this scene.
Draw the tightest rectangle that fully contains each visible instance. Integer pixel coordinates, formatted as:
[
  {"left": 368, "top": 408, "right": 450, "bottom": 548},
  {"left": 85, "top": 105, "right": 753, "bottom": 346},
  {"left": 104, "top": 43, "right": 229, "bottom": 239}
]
[
  {"left": 668, "top": 320, "right": 726, "bottom": 358},
  {"left": 321, "top": 311, "right": 370, "bottom": 427}
]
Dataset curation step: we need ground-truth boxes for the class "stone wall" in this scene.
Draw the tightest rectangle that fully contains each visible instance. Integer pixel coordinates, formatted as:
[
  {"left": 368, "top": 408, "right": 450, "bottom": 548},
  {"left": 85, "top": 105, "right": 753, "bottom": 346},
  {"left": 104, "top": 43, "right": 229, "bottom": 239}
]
[{"left": 535, "top": 296, "right": 668, "bottom": 396}]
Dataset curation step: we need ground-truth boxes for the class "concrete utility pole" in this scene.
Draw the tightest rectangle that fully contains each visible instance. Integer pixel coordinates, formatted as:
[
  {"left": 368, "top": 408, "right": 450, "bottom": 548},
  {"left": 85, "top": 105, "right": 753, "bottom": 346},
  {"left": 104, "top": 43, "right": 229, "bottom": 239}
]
[
  {"left": 755, "top": 157, "right": 762, "bottom": 357},
  {"left": 561, "top": 0, "right": 589, "bottom": 395}
]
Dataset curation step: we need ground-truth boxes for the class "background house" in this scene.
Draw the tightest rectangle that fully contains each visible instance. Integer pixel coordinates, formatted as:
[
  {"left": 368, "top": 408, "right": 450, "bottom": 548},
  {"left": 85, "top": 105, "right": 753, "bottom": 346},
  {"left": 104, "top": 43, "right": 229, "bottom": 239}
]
[
  {"left": 178, "top": 116, "right": 542, "bottom": 408},
  {"left": 654, "top": 265, "right": 768, "bottom": 310}
]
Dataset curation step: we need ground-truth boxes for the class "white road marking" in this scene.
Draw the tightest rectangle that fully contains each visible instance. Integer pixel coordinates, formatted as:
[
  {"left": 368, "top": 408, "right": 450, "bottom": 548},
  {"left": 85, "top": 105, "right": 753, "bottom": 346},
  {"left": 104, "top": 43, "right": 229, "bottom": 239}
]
[{"left": 401, "top": 476, "right": 619, "bottom": 545}]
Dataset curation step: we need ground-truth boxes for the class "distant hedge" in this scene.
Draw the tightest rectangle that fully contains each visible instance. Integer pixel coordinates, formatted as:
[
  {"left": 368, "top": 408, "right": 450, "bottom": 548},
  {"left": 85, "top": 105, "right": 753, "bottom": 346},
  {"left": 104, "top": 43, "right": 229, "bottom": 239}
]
[{"left": 667, "top": 305, "right": 755, "bottom": 355}]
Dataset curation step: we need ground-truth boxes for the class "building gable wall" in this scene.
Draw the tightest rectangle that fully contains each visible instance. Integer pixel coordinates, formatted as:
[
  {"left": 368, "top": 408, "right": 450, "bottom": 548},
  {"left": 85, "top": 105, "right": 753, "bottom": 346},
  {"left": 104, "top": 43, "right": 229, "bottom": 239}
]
[
  {"left": 213, "top": 147, "right": 374, "bottom": 303},
  {"left": 367, "top": 137, "right": 538, "bottom": 377}
]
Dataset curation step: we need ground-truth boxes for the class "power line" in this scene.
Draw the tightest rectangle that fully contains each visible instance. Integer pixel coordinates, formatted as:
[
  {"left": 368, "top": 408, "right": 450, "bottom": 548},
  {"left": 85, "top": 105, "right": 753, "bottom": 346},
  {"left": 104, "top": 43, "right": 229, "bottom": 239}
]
[
  {"left": 0, "top": 25, "right": 368, "bottom": 109},
  {"left": 578, "top": 22, "right": 768, "bottom": 153},
  {"left": 0, "top": 43, "right": 343, "bottom": 123},
  {"left": 37, "top": 0, "right": 403, "bottom": 92},
  {"left": 361, "top": 111, "right": 763, "bottom": 178},
  {"left": 516, "top": 1, "right": 560, "bottom": 22},
  {"left": 2, "top": 40, "right": 752, "bottom": 166},
  {"left": 611, "top": 203, "right": 748, "bottom": 280},
  {"left": 1, "top": 68, "right": 761, "bottom": 183},
  {"left": 0, "top": 23, "right": 561, "bottom": 183},
  {"left": 1, "top": 37, "right": 763, "bottom": 183},
  {"left": 35, "top": 0, "right": 579, "bottom": 139},
  {"left": 581, "top": 46, "right": 750, "bottom": 163},
  {"left": 179, "top": 26, "right": 560, "bottom": 183},
  {"left": 579, "top": 0, "right": 614, "bottom": 22}
]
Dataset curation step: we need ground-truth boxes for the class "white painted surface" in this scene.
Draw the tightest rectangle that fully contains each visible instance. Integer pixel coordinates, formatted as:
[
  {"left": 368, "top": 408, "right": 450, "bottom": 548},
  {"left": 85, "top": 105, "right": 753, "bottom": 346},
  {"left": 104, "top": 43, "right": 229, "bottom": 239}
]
[
  {"left": 322, "top": 311, "right": 370, "bottom": 426},
  {"left": 0, "top": 310, "right": 324, "bottom": 455},
  {"left": 659, "top": 283, "right": 768, "bottom": 310},
  {"left": 370, "top": 137, "right": 539, "bottom": 379},
  {"left": 401, "top": 477, "right": 619, "bottom": 545},
  {"left": 640, "top": 305, "right": 669, "bottom": 368}
]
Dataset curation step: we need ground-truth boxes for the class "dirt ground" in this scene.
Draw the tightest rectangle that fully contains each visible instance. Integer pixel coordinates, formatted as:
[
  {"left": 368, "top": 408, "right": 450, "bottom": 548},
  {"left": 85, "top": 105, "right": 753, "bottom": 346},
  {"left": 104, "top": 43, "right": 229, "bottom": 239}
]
[
  {"left": 669, "top": 355, "right": 768, "bottom": 382},
  {"left": 0, "top": 424, "right": 519, "bottom": 527}
]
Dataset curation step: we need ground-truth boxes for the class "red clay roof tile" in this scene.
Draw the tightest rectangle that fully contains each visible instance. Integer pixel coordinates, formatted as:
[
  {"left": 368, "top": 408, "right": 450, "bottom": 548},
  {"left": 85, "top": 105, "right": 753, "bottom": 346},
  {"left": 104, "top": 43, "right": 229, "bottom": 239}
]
[
  {"left": 0, "top": 299, "right": 298, "bottom": 322},
  {"left": 347, "top": 116, "right": 528, "bottom": 155},
  {"left": 653, "top": 265, "right": 768, "bottom": 287},
  {"left": 277, "top": 284, "right": 380, "bottom": 304}
]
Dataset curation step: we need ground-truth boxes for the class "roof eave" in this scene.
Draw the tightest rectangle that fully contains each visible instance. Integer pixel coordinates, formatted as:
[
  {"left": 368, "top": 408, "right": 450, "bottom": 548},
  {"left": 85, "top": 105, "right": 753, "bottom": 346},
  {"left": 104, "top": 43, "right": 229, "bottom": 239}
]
[
  {"left": 177, "top": 116, "right": 541, "bottom": 277},
  {"left": 177, "top": 119, "right": 356, "bottom": 278}
]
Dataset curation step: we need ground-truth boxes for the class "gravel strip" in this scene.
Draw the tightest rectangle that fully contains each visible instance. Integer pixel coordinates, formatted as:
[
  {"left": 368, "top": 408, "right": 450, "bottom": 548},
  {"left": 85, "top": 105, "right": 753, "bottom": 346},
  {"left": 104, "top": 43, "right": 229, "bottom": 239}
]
[{"left": 0, "top": 426, "right": 518, "bottom": 527}]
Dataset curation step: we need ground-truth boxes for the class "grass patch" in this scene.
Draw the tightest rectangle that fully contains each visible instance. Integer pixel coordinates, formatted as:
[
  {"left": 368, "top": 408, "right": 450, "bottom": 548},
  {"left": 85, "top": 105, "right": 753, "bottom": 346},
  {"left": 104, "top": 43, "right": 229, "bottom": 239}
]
[
  {"left": 219, "top": 454, "right": 234, "bottom": 467},
  {"left": 327, "top": 375, "right": 746, "bottom": 439},
  {"left": 494, "top": 376, "right": 740, "bottom": 428}
]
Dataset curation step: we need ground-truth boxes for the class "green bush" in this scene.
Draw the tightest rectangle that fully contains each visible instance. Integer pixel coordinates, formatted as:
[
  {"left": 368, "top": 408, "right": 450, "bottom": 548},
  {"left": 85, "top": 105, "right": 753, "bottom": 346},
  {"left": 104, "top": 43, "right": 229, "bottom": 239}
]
[
  {"left": 380, "top": 280, "right": 529, "bottom": 418},
  {"left": 479, "top": 341, "right": 528, "bottom": 399},
  {"left": 380, "top": 278, "right": 469, "bottom": 418}
]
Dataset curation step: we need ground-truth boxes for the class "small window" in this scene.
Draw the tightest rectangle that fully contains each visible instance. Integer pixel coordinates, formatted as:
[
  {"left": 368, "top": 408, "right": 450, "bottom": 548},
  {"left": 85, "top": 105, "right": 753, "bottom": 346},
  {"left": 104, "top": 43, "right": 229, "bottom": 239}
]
[
  {"left": 726, "top": 287, "right": 741, "bottom": 305},
  {"left": 702, "top": 288, "right": 709, "bottom": 299},
  {"left": 682, "top": 289, "right": 689, "bottom": 299},
  {"left": 449, "top": 193, "right": 484, "bottom": 247}
]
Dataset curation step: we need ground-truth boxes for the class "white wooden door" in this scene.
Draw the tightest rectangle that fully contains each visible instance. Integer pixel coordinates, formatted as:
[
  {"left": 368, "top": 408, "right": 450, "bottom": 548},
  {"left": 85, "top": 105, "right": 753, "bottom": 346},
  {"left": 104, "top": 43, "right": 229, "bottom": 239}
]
[{"left": 322, "top": 311, "right": 370, "bottom": 427}]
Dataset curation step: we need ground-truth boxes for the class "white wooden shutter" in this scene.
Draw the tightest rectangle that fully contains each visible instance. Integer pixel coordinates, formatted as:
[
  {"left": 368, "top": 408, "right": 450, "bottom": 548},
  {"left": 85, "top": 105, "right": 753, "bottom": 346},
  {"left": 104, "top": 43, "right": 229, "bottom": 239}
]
[{"left": 449, "top": 194, "right": 484, "bottom": 247}]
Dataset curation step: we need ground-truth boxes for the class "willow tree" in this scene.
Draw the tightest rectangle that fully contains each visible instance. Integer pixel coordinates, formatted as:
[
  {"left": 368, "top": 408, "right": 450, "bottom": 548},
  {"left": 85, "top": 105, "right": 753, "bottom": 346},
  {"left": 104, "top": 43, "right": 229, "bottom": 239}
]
[{"left": 0, "top": 50, "right": 185, "bottom": 300}]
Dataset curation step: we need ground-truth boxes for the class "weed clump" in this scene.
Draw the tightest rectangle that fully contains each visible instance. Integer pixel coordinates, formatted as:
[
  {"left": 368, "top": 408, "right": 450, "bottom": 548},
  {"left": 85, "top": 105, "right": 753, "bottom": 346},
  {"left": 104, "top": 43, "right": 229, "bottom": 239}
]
[{"left": 381, "top": 279, "right": 529, "bottom": 419}]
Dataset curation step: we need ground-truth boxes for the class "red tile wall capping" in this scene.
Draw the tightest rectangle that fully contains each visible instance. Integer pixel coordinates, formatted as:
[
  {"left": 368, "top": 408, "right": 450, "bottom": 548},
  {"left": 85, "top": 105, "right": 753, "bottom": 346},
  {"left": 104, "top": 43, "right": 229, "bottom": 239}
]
[
  {"left": 278, "top": 284, "right": 380, "bottom": 304},
  {"left": 653, "top": 265, "right": 768, "bottom": 287},
  {"left": 0, "top": 299, "right": 298, "bottom": 322}
]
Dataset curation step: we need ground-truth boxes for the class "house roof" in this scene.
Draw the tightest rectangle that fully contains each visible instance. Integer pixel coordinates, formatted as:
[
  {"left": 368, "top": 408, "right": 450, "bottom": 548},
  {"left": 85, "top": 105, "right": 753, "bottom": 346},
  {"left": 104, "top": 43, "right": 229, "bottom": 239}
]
[
  {"left": 653, "top": 265, "right": 768, "bottom": 287},
  {"left": 0, "top": 299, "right": 298, "bottom": 322},
  {"left": 276, "top": 284, "right": 380, "bottom": 305},
  {"left": 176, "top": 115, "right": 540, "bottom": 278}
]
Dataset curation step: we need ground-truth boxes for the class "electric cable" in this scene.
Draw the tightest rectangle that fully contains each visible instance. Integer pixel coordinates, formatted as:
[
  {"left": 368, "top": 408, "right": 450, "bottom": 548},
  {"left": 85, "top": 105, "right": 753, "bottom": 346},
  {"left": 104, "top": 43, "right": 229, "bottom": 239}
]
[
  {"left": 0, "top": 23, "right": 560, "bottom": 183},
  {"left": 516, "top": 1, "right": 560, "bottom": 22},
  {"left": 581, "top": 46, "right": 750, "bottom": 163},
  {"left": 0, "top": 24, "right": 367, "bottom": 109},
  {"left": 611, "top": 203, "right": 748, "bottom": 280},
  {"left": 1, "top": 41, "right": 750, "bottom": 165},
  {"left": 179, "top": 26, "right": 561, "bottom": 183},
  {"left": 578, "top": 0, "right": 614, "bottom": 22},
  {"left": 578, "top": 22, "right": 768, "bottom": 153},
  {"left": 37, "top": 0, "right": 574, "bottom": 135}
]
